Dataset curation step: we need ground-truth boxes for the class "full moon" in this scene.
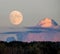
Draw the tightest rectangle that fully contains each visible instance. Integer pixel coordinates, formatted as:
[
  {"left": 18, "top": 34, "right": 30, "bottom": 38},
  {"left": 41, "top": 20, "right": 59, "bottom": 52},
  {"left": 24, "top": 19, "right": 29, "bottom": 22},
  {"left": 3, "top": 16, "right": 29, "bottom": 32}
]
[{"left": 9, "top": 10, "right": 23, "bottom": 25}]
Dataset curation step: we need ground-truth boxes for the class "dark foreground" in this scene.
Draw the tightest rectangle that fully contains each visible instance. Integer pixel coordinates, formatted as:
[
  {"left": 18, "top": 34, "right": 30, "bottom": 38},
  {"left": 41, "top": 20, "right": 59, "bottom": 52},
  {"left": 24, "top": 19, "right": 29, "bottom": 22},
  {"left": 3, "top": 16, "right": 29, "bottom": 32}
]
[{"left": 0, "top": 41, "right": 60, "bottom": 54}]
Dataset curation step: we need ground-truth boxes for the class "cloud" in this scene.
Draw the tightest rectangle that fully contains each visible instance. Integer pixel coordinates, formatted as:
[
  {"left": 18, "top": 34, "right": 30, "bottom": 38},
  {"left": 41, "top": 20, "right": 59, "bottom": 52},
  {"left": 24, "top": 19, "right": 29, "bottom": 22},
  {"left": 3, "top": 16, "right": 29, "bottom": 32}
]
[
  {"left": 0, "top": 34, "right": 17, "bottom": 41},
  {"left": 0, "top": 18, "right": 60, "bottom": 42}
]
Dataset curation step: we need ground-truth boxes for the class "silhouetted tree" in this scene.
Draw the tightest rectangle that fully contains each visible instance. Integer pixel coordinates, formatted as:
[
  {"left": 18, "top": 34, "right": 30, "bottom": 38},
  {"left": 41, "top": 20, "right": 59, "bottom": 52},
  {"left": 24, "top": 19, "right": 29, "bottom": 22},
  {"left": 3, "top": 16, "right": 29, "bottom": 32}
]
[{"left": 0, "top": 41, "right": 59, "bottom": 54}]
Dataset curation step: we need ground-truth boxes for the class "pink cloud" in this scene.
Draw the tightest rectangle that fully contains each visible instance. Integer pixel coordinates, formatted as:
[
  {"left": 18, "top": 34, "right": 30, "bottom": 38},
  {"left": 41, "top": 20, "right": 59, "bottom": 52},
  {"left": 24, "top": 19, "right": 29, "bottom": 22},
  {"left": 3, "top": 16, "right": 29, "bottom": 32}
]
[
  {"left": 24, "top": 33, "right": 47, "bottom": 42},
  {"left": 24, "top": 32, "right": 60, "bottom": 42},
  {"left": 53, "top": 32, "right": 60, "bottom": 41}
]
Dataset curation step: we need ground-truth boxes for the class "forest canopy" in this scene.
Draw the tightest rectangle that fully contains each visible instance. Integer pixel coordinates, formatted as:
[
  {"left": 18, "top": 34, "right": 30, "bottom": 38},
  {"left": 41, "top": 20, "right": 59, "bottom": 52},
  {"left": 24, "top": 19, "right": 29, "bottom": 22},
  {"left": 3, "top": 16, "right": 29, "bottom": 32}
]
[{"left": 0, "top": 41, "right": 59, "bottom": 54}]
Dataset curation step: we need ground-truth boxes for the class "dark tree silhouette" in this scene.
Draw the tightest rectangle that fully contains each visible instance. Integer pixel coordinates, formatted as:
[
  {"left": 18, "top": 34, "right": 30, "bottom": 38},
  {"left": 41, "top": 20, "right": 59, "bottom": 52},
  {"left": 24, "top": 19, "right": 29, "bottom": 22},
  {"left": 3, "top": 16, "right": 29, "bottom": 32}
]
[{"left": 0, "top": 41, "right": 59, "bottom": 54}]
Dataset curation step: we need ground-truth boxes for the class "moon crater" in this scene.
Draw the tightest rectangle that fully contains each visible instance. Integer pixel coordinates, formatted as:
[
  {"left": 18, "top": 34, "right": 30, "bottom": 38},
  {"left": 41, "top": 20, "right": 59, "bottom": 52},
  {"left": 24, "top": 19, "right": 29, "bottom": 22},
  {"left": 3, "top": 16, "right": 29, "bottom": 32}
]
[{"left": 9, "top": 10, "right": 23, "bottom": 25}]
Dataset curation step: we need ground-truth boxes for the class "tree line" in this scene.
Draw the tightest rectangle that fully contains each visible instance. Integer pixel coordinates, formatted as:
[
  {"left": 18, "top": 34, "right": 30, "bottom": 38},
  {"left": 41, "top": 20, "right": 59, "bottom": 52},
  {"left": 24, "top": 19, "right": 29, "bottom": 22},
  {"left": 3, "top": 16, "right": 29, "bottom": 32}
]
[{"left": 0, "top": 41, "right": 60, "bottom": 54}]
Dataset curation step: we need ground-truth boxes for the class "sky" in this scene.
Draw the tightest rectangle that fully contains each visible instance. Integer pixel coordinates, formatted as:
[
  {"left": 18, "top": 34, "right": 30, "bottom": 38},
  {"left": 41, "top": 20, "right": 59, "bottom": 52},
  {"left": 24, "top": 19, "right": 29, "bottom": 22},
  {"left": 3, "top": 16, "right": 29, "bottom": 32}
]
[{"left": 0, "top": 0, "right": 60, "bottom": 27}]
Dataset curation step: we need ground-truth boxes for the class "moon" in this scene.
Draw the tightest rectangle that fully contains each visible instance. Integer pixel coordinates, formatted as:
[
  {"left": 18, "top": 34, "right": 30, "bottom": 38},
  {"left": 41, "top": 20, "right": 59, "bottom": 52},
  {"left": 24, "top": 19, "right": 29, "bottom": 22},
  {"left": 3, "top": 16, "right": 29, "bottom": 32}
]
[{"left": 9, "top": 10, "right": 23, "bottom": 25}]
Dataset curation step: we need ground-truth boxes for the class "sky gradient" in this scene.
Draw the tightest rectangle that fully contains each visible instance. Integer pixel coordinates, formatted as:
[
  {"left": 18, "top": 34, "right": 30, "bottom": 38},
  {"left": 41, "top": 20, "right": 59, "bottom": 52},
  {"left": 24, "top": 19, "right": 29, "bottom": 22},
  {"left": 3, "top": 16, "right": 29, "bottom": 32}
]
[{"left": 0, "top": 0, "right": 60, "bottom": 27}]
